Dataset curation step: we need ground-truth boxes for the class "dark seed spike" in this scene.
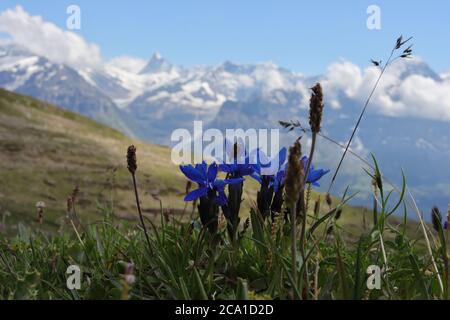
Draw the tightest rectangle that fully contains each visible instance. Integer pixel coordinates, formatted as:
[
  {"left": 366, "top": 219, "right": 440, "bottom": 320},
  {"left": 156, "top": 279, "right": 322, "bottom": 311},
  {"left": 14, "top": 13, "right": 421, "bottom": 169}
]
[
  {"left": 396, "top": 35, "right": 403, "bottom": 49},
  {"left": 335, "top": 208, "right": 343, "bottom": 221},
  {"left": 309, "top": 83, "right": 324, "bottom": 134},
  {"left": 431, "top": 207, "right": 443, "bottom": 232},
  {"left": 285, "top": 139, "right": 304, "bottom": 209},
  {"left": 127, "top": 145, "right": 138, "bottom": 174}
]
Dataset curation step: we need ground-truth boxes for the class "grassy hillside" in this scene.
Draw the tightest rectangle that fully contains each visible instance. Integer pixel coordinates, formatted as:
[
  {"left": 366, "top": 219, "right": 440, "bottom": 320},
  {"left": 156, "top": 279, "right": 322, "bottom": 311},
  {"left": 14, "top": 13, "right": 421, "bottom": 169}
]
[{"left": 0, "top": 88, "right": 190, "bottom": 232}]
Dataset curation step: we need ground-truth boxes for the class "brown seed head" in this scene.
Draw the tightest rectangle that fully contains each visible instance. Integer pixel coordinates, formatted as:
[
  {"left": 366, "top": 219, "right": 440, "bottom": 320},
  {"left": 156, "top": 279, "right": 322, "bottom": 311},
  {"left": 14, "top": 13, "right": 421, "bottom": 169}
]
[
  {"left": 127, "top": 145, "right": 137, "bottom": 174},
  {"left": 325, "top": 193, "right": 332, "bottom": 207},
  {"left": 309, "top": 83, "right": 324, "bottom": 134},
  {"left": 67, "top": 197, "right": 73, "bottom": 212},
  {"left": 335, "top": 208, "right": 343, "bottom": 221},
  {"left": 313, "top": 196, "right": 321, "bottom": 217},
  {"left": 431, "top": 207, "right": 442, "bottom": 232},
  {"left": 326, "top": 225, "right": 334, "bottom": 235},
  {"left": 284, "top": 139, "right": 304, "bottom": 209},
  {"left": 71, "top": 185, "right": 79, "bottom": 202}
]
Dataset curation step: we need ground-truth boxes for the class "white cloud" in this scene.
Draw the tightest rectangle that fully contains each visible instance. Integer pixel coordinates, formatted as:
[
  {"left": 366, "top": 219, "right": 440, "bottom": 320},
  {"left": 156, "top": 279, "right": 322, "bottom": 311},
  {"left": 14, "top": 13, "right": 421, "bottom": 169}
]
[
  {"left": 395, "top": 75, "right": 450, "bottom": 119},
  {"left": 322, "top": 59, "right": 450, "bottom": 121},
  {"left": 322, "top": 60, "right": 363, "bottom": 109},
  {"left": 415, "top": 138, "right": 436, "bottom": 151},
  {"left": 0, "top": 6, "right": 102, "bottom": 69},
  {"left": 107, "top": 56, "right": 147, "bottom": 74}
]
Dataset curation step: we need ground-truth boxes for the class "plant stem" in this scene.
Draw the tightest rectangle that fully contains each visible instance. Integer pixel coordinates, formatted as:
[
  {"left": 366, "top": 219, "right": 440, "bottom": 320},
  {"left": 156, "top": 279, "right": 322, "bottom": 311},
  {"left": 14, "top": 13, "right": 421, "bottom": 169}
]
[
  {"left": 299, "top": 131, "right": 317, "bottom": 299},
  {"left": 131, "top": 172, "right": 152, "bottom": 254},
  {"left": 327, "top": 49, "right": 395, "bottom": 194},
  {"left": 407, "top": 186, "right": 444, "bottom": 294},
  {"left": 290, "top": 202, "right": 297, "bottom": 299}
]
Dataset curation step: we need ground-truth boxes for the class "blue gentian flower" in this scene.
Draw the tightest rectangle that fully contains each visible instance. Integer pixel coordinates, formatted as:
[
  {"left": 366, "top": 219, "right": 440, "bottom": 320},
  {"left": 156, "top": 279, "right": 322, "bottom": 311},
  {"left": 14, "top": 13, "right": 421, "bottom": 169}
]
[
  {"left": 219, "top": 151, "right": 254, "bottom": 178},
  {"left": 218, "top": 138, "right": 254, "bottom": 178},
  {"left": 180, "top": 162, "right": 243, "bottom": 206},
  {"left": 219, "top": 162, "right": 255, "bottom": 178},
  {"left": 301, "top": 156, "right": 330, "bottom": 187},
  {"left": 250, "top": 147, "right": 287, "bottom": 185},
  {"left": 250, "top": 151, "right": 329, "bottom": 189},
  {"left": 272, "top": 167, "right": 286, "bottom": 193},
  {"left": 249, "top": 148, "right": 287, "bottom": 220}
]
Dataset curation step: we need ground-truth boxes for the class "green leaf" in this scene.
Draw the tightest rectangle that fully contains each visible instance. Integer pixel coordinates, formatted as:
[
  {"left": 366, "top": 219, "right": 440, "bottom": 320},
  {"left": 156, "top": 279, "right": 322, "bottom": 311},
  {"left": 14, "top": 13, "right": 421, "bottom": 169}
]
[
  {"left": 236, "top": 278, "right": 249, "bottom": 300},
  {"left": 194, "top": 268, "right": 208, "bottom": 300},
  {"left": 408, "top": 254, "right": 430, "bottom": 299},
  {"left": 250, "top": 209, "right": 265, "bottom": 248}
]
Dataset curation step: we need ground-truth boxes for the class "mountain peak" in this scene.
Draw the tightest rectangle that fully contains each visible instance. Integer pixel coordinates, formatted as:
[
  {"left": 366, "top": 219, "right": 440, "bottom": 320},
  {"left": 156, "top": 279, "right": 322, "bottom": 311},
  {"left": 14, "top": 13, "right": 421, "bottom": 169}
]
[
  {"left": 390, "top": 57, "right": 441, "bottom": 81},
  {"left": 0, "top": 41, "right": 34, "bottom": 58},
  {"left": 139, "top": 52, "right": 172, "bottom": 74},
  {"left": 152, "top": 52, "right": 162, "bottom": 60}
]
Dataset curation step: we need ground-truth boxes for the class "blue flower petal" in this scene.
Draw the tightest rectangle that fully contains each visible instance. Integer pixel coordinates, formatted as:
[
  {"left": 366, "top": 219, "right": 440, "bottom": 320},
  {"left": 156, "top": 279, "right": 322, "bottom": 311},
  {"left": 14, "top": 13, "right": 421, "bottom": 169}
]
[
  {"left": 240, "top": 166, "right": 255, "bottom": 176},
  {"left": 180, "top": 165, "right": 206, "bottom": 184},
  {"left": 308, "top": 169, "right": 330, "bottom": 183},
  {"left": 250, "top": 172, "right": 262, "bottom": 184},
  {"left": 195, "top": 162, "right": 208, "bottom": 178},
  {"left": 278, "top": 147, "right": 287, "bottom": 167},
  {"left": 218, "top": 164, "right": 233, "bottom": 173},
  {"left": 215, "top": 191, "right": 228, "bottom": 206},
  {"left": 223, "top": 178, "right": 244, "bottom": 185},
  {"left": 207, "top": 163, "right": 218, "bottom": 182},
  {"left": 214, "top": 179, "right": 226, "bottom": 190},
  {"left": 184, "top": 187, "right": 208, "bottom": 202}
]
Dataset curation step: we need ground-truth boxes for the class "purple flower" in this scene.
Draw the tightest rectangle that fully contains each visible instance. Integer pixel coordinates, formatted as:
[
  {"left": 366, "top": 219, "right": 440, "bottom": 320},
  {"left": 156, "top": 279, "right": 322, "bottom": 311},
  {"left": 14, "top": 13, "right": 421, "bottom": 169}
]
[
  {"left": 219, "top": 162, "right": 255, "bottom": 178},
  {"left": 249, "top": 150, "right": 329, "bottom": 189},
  {"left": 250, "top": 148, "right": 287, "bottom": 185},
  {"left": 218, "top": 138, "right": 255, "bottom": 178},
  {"left": 180, "top": 162, "right": 243, "bottom": 206},
  {"left": 301, "top": 156, "right": 330, "bottom": 187}
]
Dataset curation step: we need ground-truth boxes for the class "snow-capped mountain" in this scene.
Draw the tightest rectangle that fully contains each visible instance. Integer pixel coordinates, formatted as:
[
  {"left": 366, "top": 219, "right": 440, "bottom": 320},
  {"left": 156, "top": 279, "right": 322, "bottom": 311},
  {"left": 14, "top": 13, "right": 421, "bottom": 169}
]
[
  {"left": 0, "top": 42, "right": 449, "bottom": 212},
  {"left": 0, "top": 43, "right": 131, "bottom": 135},
  {"left": 140, "top": 52, "right": 174, "bottom": 74}
]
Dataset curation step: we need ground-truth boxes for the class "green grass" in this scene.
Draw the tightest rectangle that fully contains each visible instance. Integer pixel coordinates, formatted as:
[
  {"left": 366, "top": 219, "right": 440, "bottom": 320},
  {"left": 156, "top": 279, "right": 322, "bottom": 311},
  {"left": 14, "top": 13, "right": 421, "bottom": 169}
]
[
  {"left": 0, "top": 148, "right": 446, "bottom": 300},
  {"left": 0, "top": 194, "right": 445, "bottom": 300}
]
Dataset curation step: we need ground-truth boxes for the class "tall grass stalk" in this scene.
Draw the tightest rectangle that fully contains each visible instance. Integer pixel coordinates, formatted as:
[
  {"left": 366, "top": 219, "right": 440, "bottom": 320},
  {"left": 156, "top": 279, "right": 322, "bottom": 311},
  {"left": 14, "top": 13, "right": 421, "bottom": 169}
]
[
  {"left": 285, "top": 140, "right": 303, "bottom": 299},
  {"left": 290, "top": 202, "right": 297, "bottom": 297},
  {"left": 407, "top": 186, "right": 444, "bottom": 294},
  {"left": 127, "top": 145, "right": 152, "bottom": 255},
  {"left": 327, "top": 36, "right": 413, "bottom": 194}
]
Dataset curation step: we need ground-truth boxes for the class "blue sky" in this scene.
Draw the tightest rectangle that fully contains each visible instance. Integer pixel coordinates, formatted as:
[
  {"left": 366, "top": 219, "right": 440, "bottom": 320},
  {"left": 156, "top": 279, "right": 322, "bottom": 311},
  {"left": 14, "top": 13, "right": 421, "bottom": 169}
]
[{"left": 0, "top": 0, "right": 449, "bottom": 74}]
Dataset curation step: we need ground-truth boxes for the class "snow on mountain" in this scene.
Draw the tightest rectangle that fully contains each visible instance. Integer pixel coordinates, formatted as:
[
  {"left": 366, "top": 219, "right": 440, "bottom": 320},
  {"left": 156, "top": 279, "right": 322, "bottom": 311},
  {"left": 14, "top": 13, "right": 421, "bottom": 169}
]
[
  {"left": 0, "top": 43, "right": 132, "bottom": 135},
  {"left": 0, "top": 43, "right": 44, "bottom": 90},
  {"left": 139, "top": 52, "right": 174, "bottom": 74}
]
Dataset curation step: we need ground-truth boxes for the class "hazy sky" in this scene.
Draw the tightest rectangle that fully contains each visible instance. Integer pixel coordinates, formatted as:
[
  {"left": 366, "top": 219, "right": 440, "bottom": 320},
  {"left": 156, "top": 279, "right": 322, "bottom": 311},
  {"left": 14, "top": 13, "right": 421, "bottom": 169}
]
[{"left": 0, "top": 0, "right": 449, "bottom": 74}]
